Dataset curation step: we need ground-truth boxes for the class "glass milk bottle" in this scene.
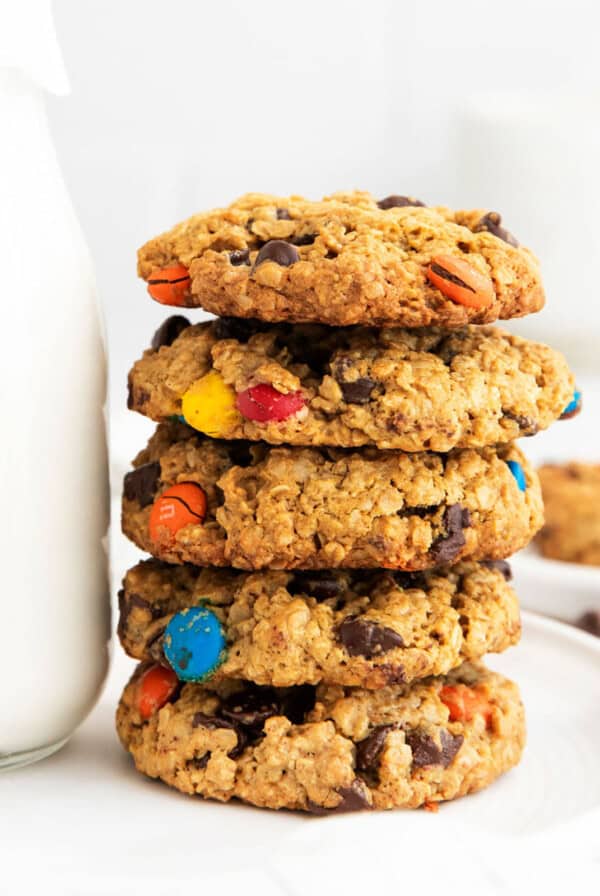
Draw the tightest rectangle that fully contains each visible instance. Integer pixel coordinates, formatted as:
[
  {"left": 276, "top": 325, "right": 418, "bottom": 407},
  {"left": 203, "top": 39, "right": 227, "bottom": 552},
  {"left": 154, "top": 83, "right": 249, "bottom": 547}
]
[{"left": 0, "top": 6, "right": 109, "bottom": 768}]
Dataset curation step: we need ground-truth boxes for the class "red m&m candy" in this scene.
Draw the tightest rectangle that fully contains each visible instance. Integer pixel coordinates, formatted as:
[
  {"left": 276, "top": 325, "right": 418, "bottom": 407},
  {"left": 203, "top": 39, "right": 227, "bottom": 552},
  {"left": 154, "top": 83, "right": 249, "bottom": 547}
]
[
  {"left": 149, "top": 482, "right": 207, "bottom": 545},
  {"left": 147, "top": 265, "right": 191, "bottom": 306},
  {"left": 137, "top": 664, "right": 178, "bottom": 719},
  {"left": 236, "top": 384, "right": 305, "bottom": 423}
]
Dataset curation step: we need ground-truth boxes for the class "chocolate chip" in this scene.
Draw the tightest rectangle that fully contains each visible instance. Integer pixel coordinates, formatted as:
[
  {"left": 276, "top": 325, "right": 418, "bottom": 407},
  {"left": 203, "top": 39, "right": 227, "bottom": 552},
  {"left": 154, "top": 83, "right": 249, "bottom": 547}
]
[
  {"left": 252, "top": 240, "right": 299, "bottom": 271},
  {"left": 192, "top": 712, "right": 247, "bottom": 759},
  {"left": 212, "top": 316, "right": 266, "bottom": 343},
  {"left": 221, "top": 685, "right": 282, "bottom": 729},
  {"left": 117, "top": 590, "right": 152, "bottom": 643},
  {"left": 356, "top": 725, "right": 395, "bottom": 771},
  {"left": 188, "top": 753, "right": 210, "bottom": 770},
  {"left": 377, "top": 195, "right": 426, "bottom": 210},
  {"left": 280, "top": 684, "right": 316, "bottom": 724},
  {"left": 288, "top": 572, "right": 342, "bottom": 602},
  {"left": 575, "top": 610, "right": 600, "bottom": 637},
  {"left": 307, "top": 780, "right": 371, "bottom": 814},
  {"left": 502, "top": 410, "right": 539, "bottom": 436},
  {"left": 376, "top": 663, "right": 407, "bottom": 685},
  {"left": 338, "top": 377, "right": 376, "bottom": 405},
  {"left": 276, "top": 208, "right": 291, "bottom": 220},
  {"left": 474, "top": 212, "right": 519, "bottom": 247},
  {"left": 229, "top": 248, "right": 251, "bottom": 266},
  {"left": 390, "top": 570, "right": 429, "bottom": 590},
  {"left": 290, "top": 233, "right": 316, "bottom": 247},
  {"left": 337, "top": 617, "right": 404, "bottom": 659},
  {"left": 123, "top": 462, "right": 161, "bottom": 508},
  {"left": 151, "top": 315, "right": 191, "bottom": 350},
  {"left": 429, "top": 504, "right": 471, "bottom": 565},
  {"left": 406, "top": 728, "right": 464, "bottom": 769},
  {"left": 482, "top": 559, "right": 512, "bottom": 581}
]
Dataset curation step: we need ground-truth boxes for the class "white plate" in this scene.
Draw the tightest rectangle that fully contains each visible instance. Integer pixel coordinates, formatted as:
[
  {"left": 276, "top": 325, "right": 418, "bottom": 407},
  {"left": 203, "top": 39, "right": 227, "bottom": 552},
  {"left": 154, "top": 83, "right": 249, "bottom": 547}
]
[
  {"left": 512, "top": 546, "right": 600, "bottom": 624},
  {"left": 1, "top": 611, "right": 600, "bottom": 895}
]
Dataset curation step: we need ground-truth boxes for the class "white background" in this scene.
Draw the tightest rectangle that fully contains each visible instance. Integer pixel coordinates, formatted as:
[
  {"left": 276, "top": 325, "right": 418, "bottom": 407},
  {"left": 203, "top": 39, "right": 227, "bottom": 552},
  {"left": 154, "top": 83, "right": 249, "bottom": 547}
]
[{"left": 47, "top": 0, "right": 600, "bottom": 472}]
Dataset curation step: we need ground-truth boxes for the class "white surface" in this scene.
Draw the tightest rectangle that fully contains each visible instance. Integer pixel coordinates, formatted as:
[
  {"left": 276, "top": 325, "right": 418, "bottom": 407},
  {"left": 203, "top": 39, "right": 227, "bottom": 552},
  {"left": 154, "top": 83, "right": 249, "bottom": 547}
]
[
  {"left": 1, "top": 613, "right": 600, "bottom": 894},
  {"left": 0, "top": 52, "right": 109, "bottom": 752},
  {"left": 513, "top": 547, "right": 600, "bottom": 624}
]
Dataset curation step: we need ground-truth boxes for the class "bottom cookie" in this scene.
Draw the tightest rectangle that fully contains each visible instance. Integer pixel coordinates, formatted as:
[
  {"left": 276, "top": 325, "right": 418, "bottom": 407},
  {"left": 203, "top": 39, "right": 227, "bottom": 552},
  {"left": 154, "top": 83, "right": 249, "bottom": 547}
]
[{"left": 116, "top": 661, "right": 525, "bottom": 812}]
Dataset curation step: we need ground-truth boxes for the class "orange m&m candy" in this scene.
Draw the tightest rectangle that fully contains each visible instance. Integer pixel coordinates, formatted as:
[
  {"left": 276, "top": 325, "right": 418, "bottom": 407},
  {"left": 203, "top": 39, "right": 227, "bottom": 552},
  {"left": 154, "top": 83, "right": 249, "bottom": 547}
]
[
  {"left": 439, "top": 684, "right": 494, "bottom": 728},
  {"left": 147, "top": 265, "right": 191, "bottom": 306},
  {"left": 137, "top": 663, "right": 178, "bottom": 719},
  {"left": 426, "top": 254, "right": 494, "bottom": 309},
  {"left": 149, "top": 482, "right": 207, "bottom": 545}
]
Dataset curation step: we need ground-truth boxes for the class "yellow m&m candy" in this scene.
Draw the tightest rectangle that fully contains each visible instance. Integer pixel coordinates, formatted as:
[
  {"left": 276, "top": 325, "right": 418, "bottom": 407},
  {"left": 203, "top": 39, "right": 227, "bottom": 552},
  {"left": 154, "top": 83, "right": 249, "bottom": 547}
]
[{"left": 181, "top": 371, "right": 241, "bottom": 437}]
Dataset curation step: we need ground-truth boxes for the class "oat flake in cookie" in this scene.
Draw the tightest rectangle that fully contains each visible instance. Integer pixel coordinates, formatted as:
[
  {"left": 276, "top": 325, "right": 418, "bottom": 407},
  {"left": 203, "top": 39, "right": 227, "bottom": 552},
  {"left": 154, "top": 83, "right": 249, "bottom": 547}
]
[
  {"left": 127, "top": 319, "right": 575, "bottom": 452},
  {"left": 137, "top": 191, "right": 544, "bottom": 329},
  {"left": 121, "top": 421, "right": 544, "bottom": 571},
  {"left": 118, "top": 560, "right": 521, "bottom": 689},
  {"left": 116, "top": 660, "right": 525, "bottom": 812}
]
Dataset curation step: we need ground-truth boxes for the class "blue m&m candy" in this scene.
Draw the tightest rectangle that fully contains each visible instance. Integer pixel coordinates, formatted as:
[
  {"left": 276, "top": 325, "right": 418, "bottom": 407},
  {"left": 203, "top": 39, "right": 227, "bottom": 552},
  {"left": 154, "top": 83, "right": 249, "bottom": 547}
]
[
  {"left": 163, "top": 606, "right": 226, "bottom": 682},
  {"left": 560, "top": 389, "right": 582, "bottom": 420},
  {"left": 506, "top": 460, "right": 526, "bottom": 492}
]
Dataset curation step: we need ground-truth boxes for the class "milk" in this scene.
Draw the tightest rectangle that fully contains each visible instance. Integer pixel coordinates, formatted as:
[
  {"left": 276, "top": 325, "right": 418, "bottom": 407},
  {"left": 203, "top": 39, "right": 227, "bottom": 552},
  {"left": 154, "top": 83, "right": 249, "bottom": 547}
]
[{"left": 0, "top": 26, "right": 109, "bottom": 764}]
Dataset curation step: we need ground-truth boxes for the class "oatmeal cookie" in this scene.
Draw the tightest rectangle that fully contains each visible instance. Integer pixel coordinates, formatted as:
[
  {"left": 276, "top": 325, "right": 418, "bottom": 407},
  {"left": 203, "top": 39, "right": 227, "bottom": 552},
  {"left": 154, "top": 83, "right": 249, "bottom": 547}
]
[
  {"left": 118, "top": 559, "right": 519, "bottom": 688},
  {"left": 137, "top": 192, "right": 544, "bottom": 328},
  {"left": 128, "top": 318, "right": 574, "bottom": 451},
  {"left": 121, "top": 421, "right": 543, "bottom": 570},
  {"left": 537, "top": 462, "right": 600, "bottom": 565},
  {"left": 116, "top": 660, "right": 525, "bottom": 812}
]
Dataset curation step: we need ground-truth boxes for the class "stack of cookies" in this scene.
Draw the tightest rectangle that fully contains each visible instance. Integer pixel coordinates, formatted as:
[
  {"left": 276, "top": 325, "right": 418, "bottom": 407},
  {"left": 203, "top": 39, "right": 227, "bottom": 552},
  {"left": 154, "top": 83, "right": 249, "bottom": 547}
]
[{"left": 117, "top": 192, "right": 578, "bottom": 813}]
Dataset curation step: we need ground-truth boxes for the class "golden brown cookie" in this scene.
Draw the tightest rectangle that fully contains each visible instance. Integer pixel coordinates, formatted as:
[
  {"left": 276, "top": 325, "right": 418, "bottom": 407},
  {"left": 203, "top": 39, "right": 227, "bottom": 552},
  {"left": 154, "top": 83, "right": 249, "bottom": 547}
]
[
  {"left": 121, "top": 421, "right": 543, "bottom": 570},
  {"left": 537, "top": 462, "right": 600, "bottom": 565},
  {"left": 116, "top": 660, "right": 525, "bottom": 812},
  {"left": 137, "top": 192, "right": 544, "bottom": 328},
  {"left": 118, "top": 559, "right": 519, "bottom": 688},
  {"left": 129, "top": 318, "right": 574, "bottom": 452}
]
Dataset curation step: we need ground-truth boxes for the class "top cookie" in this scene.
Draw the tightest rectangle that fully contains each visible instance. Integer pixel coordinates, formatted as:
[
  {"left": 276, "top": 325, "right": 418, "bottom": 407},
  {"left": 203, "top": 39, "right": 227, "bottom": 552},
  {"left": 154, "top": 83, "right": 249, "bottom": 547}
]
[{"left": 137, "top": 192, "right": 544, "bottom": 329}]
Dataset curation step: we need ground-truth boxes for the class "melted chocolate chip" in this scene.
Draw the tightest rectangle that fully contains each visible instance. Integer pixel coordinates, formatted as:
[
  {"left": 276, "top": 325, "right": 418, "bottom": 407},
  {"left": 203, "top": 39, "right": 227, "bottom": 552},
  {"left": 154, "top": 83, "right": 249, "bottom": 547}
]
[
  {"left": 123, "top": 462, "right": 161, "bottom": 508},
  {"left": 276, "top": 208, "right": 292, "bottom": 220},
  {"left": 377, "top": 195, "right": 426, "bottom": 210},
  {"left": 252, "top": 240, "right": 299, "bottom": 271},
  {"left": 229, "top": 248, "right": 251, "bottom": 266},
  {"left": 151, "top": 315, "right": 191, "bottom": 350},
  {"left": 406, "top": 729, "right": 464, "bottom": 769},
  {"left": 307, "top": 779, "right": 371, "bottom": 814},
  {"left": 221, "top": 686, "right": 282, "bottom": 729},
  {"left": 502, "top": 410, "right": 539, "bottom": 436},
  {"left": 188, "top": 753, "right": 210, "bottom": 770},
  {"left": 474, "top": 212, "right": 519, "bottom": 247},
  {"left": 356, "top": 725, "right": 395, "bottom": 771},
  {"left": 338, "top": 377, "right": 376, "bottom": 405},
  {"left": 290, "top": 233, "right": 316, "bottom": 247},
  {"left": 288, "top": 572, "right": 343, "bottom": 602},
  {"left": 337, "top": 617, "right": 404, "bottom": 659},
  {"left": 482, "top": 559, "right": 512, "bottom": 581},
  {"left": 213, "top": 316, "right": 266, "bottom": 343},
  {"left": 429, "top": 505, "right": 471, "bottom": 565},
  {"left": 191, "top": 712, "right": 247, "bottom": 759},
  {"left": 376, "top": 663, "right": 407, "bottom": 685},
  {"left": 575, "top": 610, "right": 600, "bottom": 637},
  {"left": 390, "top": 570, "right": 429, "bottom": 590}
]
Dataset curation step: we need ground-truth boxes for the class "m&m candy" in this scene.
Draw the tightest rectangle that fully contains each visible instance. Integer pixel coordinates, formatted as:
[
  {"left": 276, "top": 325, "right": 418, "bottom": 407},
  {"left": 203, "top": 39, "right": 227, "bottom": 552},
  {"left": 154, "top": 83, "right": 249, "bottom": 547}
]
[
  {"left": 560, "top": 389, "right": 582, "bottom": 420},
  {"left": 426, "top": 254, "right": 495, "bottom": 310},
  {"left": 149, "top": 482, "right": 207, "bottom": 544},
  {"left": 181, "top": 371, "right": 241, "bottom": 437},
  {"left": 506, "top": 460, "right": 526, "bottom": 492},
  {"left": 137, "top": 663, "right": 178, "bottom": 719},
  {"left": 163, "top": 607, "right": 227, "bottom": 682},
  {"left": 236, "top": 383, "right": 306, "bottom": 423},
  {"left": 439, "top": 684, "right": 493, "bottom": 728},
  {"left": 147, "top": 265, "right": 191, "bottom": 306}
]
